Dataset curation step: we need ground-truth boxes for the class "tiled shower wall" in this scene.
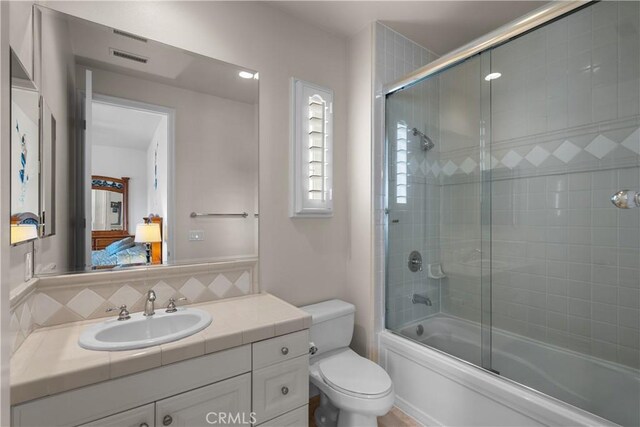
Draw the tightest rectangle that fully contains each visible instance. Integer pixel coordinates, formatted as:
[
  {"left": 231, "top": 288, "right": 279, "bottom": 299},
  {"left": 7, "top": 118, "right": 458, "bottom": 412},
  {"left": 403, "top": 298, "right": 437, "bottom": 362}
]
[
  {"left": 435, "top": 1, "right": 640, "bottom": 368},
  {"left": 375, "top": 23, "right": 440, "bottom": 329}
]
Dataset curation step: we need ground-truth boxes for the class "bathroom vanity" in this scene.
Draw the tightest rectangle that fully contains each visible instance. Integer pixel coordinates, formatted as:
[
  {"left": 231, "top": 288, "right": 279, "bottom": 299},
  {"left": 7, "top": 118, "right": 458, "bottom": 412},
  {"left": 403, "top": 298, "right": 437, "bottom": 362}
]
[{"left": 11, "top": 294, "right": 310, "bottom": 427}]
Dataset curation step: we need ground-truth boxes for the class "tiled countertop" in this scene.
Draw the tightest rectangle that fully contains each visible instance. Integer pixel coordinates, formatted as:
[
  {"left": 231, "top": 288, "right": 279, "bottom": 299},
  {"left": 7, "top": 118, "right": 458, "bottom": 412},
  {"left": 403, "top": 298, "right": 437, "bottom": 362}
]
[{"left": 11, "top": 293, "right": 311, "bottom": 405}]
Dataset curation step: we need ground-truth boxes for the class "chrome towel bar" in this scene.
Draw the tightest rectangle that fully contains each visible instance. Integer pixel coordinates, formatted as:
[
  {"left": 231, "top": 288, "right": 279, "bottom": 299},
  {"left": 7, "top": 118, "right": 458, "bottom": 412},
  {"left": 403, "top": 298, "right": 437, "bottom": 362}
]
[{"left": 190, "top": 212, "right": 249, "bottom": 218}]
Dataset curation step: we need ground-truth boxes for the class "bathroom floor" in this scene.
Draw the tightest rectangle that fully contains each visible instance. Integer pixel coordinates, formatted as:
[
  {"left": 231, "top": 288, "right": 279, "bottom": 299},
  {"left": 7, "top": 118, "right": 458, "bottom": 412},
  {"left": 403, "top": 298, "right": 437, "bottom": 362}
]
[{"left": 308, "top": 397, "right": 421, "bottom": 427}]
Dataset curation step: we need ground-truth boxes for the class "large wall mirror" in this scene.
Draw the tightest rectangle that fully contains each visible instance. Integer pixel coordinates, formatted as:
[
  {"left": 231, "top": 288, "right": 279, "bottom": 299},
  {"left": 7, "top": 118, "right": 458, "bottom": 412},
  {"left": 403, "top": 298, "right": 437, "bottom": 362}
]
[{"left": 32, "top": 6, "right": 259, "bottom": 275}]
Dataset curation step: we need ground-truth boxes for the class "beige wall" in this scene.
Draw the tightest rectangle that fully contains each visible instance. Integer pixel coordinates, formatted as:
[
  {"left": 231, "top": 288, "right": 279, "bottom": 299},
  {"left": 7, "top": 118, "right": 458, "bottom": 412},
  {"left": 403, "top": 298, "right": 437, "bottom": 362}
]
[
  {"left": 7, "top": 2, "right": 38, "bottom": 291},
  {"left": 345, "top": 25, "right": 374, "bottom": 357},
  {"left": 1, "top": 2, "right": 12, "bottom": 423},
  {"left": 39, "top": 1, "right": 350, "bottom": 306}
]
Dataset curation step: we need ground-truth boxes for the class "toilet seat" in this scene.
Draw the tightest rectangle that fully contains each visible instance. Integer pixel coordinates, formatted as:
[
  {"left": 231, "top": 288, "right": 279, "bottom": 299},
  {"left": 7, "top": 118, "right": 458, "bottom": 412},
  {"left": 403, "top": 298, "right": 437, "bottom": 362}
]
[{"left": 318, "top": 350, "right": 392, "bottom": 398}]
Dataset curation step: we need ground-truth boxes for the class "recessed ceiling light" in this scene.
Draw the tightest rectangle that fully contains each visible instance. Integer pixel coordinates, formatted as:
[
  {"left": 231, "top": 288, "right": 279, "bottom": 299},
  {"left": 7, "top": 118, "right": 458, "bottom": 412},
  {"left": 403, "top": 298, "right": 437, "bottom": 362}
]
[
  {"left": 484, "top": 72, "right": 502, "bottom": 81},
  {"left": 239, "top": 71, "right": 254, "bottom": 79}
]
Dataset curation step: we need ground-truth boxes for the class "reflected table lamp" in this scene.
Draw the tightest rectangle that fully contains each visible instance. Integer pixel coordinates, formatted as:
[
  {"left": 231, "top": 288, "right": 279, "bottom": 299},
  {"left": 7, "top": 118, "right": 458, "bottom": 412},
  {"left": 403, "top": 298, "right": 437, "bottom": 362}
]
[
  {"left": 10, "top": 223, "right": 38, "bottom": 245},
  {"left": 134, "top": 223, "right": 162, "bottom": 264}
]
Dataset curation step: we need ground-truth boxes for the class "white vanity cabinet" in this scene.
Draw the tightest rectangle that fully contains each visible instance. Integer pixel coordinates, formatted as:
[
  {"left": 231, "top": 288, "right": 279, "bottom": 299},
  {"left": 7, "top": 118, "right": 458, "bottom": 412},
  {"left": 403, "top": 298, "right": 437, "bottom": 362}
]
[
  {"left": 154, "top": 374, "right": 251, "bottom": 427},
  {"left": 252, "top": 330, "right": 309, "bottom": 426},
  {"left": 11, "top": 331, "right": 310, "bottom": 427},
  {"left": 80, "top": 404, "right": 155, "bottom": 427},
  {"left": 77, "top": 374, "right": 251, "bottom": 427}
]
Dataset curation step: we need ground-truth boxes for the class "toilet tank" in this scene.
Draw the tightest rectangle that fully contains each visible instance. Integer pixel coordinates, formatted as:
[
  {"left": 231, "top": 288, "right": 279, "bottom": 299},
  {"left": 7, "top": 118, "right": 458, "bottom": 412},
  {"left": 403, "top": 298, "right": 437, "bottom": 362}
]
[{"left": 300, "top": 299, "right": 355, "bottom": 357}]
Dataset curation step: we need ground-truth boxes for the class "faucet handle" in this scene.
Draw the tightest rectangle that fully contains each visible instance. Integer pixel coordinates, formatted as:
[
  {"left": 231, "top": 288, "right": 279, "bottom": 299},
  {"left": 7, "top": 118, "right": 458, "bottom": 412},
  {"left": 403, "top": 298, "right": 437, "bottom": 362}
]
[
  {"left": 166, "top": 297, "right": 187, "bottom": 313},
  {"left": 106, "top": 305, "right": 131, "bottom": 321}
]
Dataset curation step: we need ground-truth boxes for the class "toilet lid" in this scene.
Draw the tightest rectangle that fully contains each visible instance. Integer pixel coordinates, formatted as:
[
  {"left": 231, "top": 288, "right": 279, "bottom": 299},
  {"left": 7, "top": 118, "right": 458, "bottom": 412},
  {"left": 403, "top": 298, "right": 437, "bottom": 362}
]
[{"left": 318, "top": 351, "right": 392, "bottom": 396}]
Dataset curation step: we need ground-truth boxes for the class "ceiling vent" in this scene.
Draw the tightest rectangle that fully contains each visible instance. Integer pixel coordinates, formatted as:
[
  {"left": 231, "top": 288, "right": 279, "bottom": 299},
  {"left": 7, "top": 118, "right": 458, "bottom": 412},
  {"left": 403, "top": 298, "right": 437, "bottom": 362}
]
[
  {"left": 110, "top": 48, "right": 148, "bottom": 64},
  {"left": 113, "top": 29, "right": 148, "bottom": 43}
]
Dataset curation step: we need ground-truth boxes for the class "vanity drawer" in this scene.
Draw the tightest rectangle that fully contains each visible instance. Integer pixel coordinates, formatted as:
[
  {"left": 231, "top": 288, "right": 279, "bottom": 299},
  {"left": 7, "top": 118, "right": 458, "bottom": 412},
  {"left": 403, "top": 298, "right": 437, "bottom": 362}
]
[
  {"left": 78, "top": 403, "right": 154, "bottom": 427},
  {"left": 252, "top": 355, "right": 309, "bottom": 424},
  {"left": 256, "top": 404, "right": 308, "bottom": 427},
  {"left": 252, "top": 330, "right": 309, "bottom": 370}
]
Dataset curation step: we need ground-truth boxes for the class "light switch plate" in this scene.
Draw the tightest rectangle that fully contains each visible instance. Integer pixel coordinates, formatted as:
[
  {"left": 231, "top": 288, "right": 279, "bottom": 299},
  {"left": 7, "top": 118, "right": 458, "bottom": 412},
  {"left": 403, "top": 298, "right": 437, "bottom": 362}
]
[{"left": 189, "top": 230, "right": 205, "bottom": 241}]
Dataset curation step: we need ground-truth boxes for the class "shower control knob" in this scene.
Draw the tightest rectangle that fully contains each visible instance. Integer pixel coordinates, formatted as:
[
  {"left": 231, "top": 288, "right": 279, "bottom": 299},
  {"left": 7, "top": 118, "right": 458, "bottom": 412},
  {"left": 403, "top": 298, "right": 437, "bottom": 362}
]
[
  {"left": 408, "top": 251, "right": 423, "bottom": 272},
  {"left": 611, "top": 190, "right": 640, "bottom": 209}
]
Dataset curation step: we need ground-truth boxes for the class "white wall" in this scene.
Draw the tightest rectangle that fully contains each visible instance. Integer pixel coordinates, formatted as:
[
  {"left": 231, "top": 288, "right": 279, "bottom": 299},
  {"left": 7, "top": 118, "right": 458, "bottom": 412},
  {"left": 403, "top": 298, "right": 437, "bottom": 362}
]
[
  {"left": 92, "top": 144, "right": 148, "bottom": 230},
  {"left": 346, "top": 25, "right": 374, "bottom": 357},
  {"left": 1, "top": 2, "right": 12, "bottom": 423},
  {"left": 9, "top": 2, "right": 32, "bottom": 79},
  {"left": 43, "top": 1, "right": 349, "bottom": 305}
]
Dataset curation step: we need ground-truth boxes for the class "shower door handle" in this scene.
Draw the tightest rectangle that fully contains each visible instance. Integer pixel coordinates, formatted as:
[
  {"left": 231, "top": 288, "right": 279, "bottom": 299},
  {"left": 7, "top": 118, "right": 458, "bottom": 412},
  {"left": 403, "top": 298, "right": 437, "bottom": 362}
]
[{"left": 611, "top": 190, "right": 640, "bottom": 209}]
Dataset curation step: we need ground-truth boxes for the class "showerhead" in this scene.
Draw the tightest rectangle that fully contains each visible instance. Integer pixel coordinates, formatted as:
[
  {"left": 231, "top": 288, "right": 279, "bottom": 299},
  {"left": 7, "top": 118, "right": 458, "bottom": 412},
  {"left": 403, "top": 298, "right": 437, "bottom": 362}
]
[{"left": 412, "top": 128, "right": 435, "bottom": 152}]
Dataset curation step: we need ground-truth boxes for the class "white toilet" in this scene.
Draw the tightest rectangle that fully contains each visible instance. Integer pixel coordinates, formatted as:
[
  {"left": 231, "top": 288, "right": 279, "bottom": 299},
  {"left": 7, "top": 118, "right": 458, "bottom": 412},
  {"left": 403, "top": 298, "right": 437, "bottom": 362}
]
[{"left": 301, "top": 300, "right": 394, "bottom": 427}]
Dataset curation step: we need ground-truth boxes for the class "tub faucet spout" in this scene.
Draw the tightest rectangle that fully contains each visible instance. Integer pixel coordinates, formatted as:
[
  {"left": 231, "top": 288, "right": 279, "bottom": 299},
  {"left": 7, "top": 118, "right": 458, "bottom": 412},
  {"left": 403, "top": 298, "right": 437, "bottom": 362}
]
[{"left": 412, "top": 293, "right": 432, "bottom": 306}]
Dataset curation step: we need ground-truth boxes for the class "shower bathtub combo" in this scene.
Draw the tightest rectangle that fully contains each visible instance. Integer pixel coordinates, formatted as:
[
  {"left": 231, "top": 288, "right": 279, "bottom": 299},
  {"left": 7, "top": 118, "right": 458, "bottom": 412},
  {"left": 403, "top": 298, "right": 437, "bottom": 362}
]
[{"left": 380, "top": 1, "right": 640, "bottom": 426}]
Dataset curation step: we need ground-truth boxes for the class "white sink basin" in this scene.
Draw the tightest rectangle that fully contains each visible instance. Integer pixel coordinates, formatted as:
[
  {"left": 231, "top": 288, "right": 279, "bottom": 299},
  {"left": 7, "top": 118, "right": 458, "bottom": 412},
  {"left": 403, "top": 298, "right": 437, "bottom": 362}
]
[{"left": 79, "top": 308, "right": 212, "bottom": 351}]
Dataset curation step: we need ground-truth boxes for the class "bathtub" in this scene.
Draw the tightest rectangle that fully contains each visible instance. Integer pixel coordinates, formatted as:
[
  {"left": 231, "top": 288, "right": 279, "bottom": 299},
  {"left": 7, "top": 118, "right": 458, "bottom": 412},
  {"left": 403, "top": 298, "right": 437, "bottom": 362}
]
[{"left": 379, "top": 315, "right": 639, "bottom": 427}]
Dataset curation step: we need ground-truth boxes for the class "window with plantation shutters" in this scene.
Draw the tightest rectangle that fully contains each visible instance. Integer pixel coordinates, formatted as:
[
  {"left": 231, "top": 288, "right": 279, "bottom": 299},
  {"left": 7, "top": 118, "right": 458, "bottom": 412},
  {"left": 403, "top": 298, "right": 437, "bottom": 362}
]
[
  {"left": 396, "top": 121, "right": 408, "bottom": 205},
  {"left": 290, "top": 79, "right": 333, "bottom": 217}
]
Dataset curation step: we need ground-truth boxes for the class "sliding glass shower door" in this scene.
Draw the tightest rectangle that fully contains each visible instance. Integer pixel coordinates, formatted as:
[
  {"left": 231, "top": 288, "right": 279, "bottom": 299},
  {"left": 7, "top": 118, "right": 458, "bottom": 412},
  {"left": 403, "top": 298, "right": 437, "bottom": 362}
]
[
  {"left": 385, "top": 1, "right": 639, "bottom": 425},
  {"left": 385, "top": 52, "right": 492, "bottom": 369},
  {"left": 487, "top": 3, "right": 639, "bottom": 425}
]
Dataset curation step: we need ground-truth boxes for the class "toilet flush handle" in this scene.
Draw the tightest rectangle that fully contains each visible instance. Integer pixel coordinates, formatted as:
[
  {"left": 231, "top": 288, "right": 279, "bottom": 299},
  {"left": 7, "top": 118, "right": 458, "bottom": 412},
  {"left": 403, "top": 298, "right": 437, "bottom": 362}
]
[{"left": 309, "top": 342, "right": 318, "bottom": 355}]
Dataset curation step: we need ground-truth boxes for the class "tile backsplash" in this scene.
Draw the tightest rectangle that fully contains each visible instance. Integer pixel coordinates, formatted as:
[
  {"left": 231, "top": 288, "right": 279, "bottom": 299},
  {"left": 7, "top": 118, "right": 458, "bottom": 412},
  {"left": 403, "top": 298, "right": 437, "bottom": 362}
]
[{"left": 8, "top": 259, "right": 258, "bottom": 354}]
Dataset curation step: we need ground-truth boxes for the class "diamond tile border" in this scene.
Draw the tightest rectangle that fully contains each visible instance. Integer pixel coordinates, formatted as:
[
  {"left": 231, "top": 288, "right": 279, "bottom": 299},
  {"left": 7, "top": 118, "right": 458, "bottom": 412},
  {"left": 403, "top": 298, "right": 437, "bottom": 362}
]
[
  {"left": 403, "top": 126, "right": 640, "bottom": 182},
  {"left": 9, "top": 260, "right": 258, "bottom": 354}
]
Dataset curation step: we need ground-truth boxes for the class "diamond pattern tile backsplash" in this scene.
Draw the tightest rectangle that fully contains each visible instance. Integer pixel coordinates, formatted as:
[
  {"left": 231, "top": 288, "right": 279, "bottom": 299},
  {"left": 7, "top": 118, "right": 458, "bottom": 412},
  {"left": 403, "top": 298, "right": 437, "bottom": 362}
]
[{"left": 8, "top": 261, "right": 257, "bottom": 354}]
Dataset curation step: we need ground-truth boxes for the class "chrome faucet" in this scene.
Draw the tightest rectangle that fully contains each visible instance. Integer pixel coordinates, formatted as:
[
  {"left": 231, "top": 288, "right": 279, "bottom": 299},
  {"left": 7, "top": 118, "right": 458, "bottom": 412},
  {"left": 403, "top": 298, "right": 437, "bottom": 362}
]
[
  {"left": 144, "top": 290, "right": 157, "bottom": 316},
  {"left": 412, "top": 293, "right": 432, "bottom": 306}
]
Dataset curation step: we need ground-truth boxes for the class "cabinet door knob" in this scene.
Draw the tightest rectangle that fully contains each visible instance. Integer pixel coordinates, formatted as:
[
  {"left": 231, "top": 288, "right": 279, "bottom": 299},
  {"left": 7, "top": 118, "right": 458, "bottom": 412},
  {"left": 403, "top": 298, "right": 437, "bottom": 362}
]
[
  {"left": 281, "top": 346, "right": 289, "bottom": 355},
  {"left": 163, "top": 415, "right": 173, "bottom": 426},
  {"left": 281, "top": 386, "right": 289, "bottom": 395},
  {"left": 140, "top": 423, "right": 149, "bottom": 427}
]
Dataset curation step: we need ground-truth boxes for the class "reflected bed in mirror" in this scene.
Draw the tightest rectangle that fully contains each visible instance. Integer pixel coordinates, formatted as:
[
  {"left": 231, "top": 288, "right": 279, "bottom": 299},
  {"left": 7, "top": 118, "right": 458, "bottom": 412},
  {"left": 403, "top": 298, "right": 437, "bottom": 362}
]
[{"left": 33, "top": 6, "right": 258, "bottom": 276}]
